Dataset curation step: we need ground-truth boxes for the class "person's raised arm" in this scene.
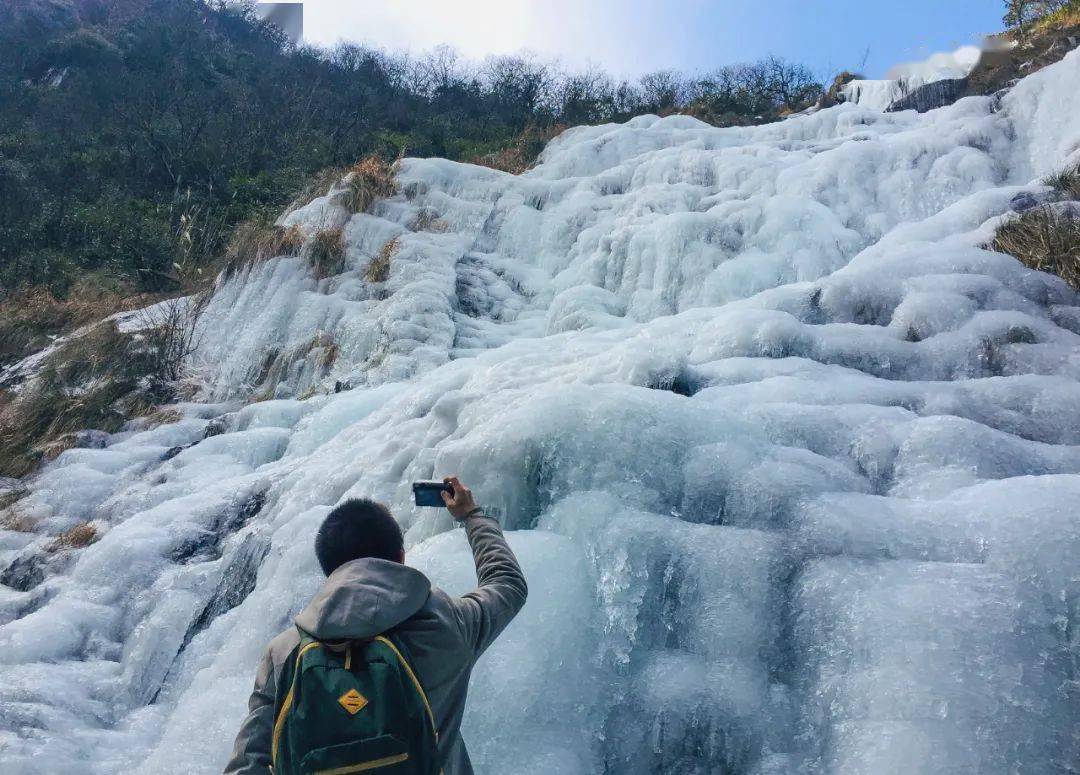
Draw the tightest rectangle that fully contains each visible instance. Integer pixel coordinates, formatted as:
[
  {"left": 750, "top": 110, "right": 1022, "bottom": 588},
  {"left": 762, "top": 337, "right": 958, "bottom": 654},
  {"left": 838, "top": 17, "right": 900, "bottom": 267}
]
[{"left": 441, "top": 476, "right": 528, "bottom": 656}]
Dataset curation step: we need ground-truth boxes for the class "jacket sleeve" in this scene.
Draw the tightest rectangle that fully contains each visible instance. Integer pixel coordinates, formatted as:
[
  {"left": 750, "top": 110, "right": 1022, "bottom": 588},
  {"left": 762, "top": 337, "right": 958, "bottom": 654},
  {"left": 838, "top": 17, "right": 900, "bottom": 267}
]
[
  {"left": 454, "top": 512, "right": 528, "bottom": 657},
  {"left": 223, "top": 648, "right": 276, "bottom": 775}
]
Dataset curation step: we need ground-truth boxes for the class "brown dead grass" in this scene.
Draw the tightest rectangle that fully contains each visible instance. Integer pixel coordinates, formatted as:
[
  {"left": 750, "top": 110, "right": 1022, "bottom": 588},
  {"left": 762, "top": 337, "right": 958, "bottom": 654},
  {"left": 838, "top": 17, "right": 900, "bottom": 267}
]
[
  {"left": 0, "top": 321, "right": 165, "bottom": 478},
  {"left": 408, "top": 209, "right": 449, "bottom": 233},
  {"left": 39, "top": 434, "right": 80, "bottom": 462},
  {"left": 224, "top": 220, "right": 305, "bottom": 276},
  {"left": 287, "top": 166, "right": 348, "bottom": 214},
  {"left": 308, "top": 227, "right": 347, "bottom": 279},
  {"left": 343, "top": 155, "right": 398, "bottom": 214},
  {"left": 0, "top": 282, "right": 152, "bottom": 367},
  {"left": 138, "top": 407, "right": 184, "bottom": 430},
  {"left": 470, "top": 124, "right": 567, "bottom": 175},
  {"left": 313, "top": 331, "right": 339, "bottom": 370},
  {"left": 365, "top": 237, "right": 400, "bottom": 284},
  {"left": 1045, "top": 164, "right": 1080, "bottom": 201},
  {"left": 990, "top": 205, "right": 1080, "bottom": 290},
  {"left": 48, "top": 522, "right": 98, "bottom": 552}
]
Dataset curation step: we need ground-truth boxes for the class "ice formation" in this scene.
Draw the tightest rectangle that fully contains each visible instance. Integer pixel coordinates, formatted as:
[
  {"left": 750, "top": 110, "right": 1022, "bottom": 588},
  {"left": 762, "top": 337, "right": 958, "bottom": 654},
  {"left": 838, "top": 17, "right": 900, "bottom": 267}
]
[
  {"left": 2, "top": 46, "right": 1079, "bottom": 775},
  {"left": 842, "top": 44, "right": 984, "bottom": 111}
]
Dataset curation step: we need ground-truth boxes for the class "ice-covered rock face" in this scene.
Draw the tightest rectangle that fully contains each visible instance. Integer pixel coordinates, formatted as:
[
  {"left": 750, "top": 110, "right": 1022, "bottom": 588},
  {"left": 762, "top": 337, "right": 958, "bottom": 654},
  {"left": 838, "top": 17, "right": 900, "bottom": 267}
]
[
  {"left": 841, "top": 44, "right": 983, "bottom": 111},
  {"left": 2, "top": 50, "right": 1080, "bottom": 775}
]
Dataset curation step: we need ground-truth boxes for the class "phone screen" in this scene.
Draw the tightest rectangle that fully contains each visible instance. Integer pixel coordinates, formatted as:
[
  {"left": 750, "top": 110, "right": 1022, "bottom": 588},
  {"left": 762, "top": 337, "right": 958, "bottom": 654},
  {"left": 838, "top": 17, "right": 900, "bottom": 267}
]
[{"left": 413, "top": 481, "right": 451, "bottom": 507}]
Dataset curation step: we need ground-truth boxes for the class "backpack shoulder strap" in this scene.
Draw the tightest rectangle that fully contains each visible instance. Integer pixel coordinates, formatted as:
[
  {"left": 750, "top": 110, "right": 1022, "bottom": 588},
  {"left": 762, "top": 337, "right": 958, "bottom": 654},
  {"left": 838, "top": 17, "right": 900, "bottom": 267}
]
[
  {"left": 374, "top": 634, "right": 439, "bottom": 744},
  {"left": 271, "top": 630, "right": 322, "bottom": 768}
]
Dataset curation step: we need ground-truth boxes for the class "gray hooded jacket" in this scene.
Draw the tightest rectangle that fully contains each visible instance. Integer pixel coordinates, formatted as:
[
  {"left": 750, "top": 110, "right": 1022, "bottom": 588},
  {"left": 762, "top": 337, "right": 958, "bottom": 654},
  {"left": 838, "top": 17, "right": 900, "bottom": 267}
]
[{"left": 224, "top": 513, "right": 527, "bottom": 774}]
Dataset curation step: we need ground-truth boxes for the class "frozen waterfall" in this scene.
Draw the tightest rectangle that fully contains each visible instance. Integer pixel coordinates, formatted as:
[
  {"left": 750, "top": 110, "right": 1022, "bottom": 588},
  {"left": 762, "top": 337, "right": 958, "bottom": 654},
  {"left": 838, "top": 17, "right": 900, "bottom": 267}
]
[{"left": 2, "top": 48, "right": 1079, "bottom": 775}]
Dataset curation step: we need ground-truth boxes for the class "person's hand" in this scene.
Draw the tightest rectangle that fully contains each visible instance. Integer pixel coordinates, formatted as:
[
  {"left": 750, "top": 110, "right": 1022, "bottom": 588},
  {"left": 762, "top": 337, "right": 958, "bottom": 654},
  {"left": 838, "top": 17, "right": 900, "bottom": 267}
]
[{"left": 441, "top": 475, "right": 479, "bottom": 520}]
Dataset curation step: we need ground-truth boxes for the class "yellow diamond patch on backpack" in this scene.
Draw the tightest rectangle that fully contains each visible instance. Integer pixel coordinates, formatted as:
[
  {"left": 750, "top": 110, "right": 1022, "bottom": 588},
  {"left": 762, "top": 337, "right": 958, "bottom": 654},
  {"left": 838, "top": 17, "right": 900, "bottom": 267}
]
[{"left": 337, "top": 688, "right": 368, "bottom": 715}]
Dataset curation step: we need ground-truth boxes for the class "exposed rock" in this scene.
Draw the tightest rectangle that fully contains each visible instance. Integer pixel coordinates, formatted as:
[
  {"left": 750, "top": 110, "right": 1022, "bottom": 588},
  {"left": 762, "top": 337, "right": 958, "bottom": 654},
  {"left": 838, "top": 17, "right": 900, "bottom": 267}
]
[
  {"left": 162, "top": 444, "right": 190, "bottom": 461},
  {"left": 1011, "top": 192, "right": 1040, "bottom": 212},
  {"left": 74, "top": 429, "right": 110, "bottom": 449},
  {"left": 886, "top": 78, "right": 965, "bottom": 113},
  {"left": 167, "top": 489, "right": 267, "bottom": 564},
  {"left": 203, "top": 416, "right": 231, "bottom": 438},
  {"left": 1, "top": 552, "right": 45, "bottom": 591},
  {"left": 183, "top": 532, "right": 271, "bottom": 646}
]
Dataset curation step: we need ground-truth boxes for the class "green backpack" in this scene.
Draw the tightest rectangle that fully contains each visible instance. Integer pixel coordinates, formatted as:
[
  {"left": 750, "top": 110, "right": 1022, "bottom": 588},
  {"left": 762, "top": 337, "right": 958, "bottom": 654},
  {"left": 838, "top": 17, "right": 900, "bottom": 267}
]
[{"left": 271, "top": 629, "right": 440, "bottom": 774}]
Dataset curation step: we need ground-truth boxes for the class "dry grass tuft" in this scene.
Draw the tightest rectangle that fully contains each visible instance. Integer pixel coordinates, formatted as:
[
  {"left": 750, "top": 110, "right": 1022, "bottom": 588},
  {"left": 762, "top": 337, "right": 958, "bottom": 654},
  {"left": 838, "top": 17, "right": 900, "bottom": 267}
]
[
  {"left": 343, "top": 155, "right": 398, "bottom": 214},
  {"left": 48, "top": 522, "right": 98, "bottom": 552},
  {"left": 39, "top": 434, "right": 79, "bottom": 462},
  {"left": 470, "top": 124, "right": 566, "bottom": 175},
  {"left": 408, "top": 209, "right": 449, "bottom": 233},
  {"left": 990, "top": 205, "right": 1080, "bottom": 289},
  {"left": 139, "top": 407, "right": 184, "bottom": 429},
  {"left": 224, "top": 220, "right": 305, "bottom": 275},
  {"left": 313, "top": 331, "right": 339, "bottom": 370},
  {"left": 286, "top": 166, "right": 348, "bottom": 214},
  {"left": 365, "top": 237, "right": 400, "bottom": 284},
  {"left": 1045, "top": 164, "right": 1080, "bottom": 201},
  {"left": 308, "top": 227, "right": 347, "bottom": 279}
]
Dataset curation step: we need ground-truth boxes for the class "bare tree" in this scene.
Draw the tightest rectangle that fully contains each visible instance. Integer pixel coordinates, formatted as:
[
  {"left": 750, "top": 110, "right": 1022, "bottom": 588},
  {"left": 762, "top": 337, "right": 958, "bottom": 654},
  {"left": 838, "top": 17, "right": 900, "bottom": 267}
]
[
  {"left": 556, "top": 67, "right": 616, "bottom": 124},
  {"left": 418, "top": 45, "right": 464, "bottom": 98},
  {"left": 136, "top": 294, "right": 209, "bottom": 384},
  {"left": 762, "top": 56, "right": 823, "bottom": 111},
  {"left": 638, "top": 70, "right": 688, "bottom": 112},
  {"left": 612, "top": 79, "right": 643, "bottom": 116},
  {"left": 482, "top": 53, "right": 556, "bottom": 127}
]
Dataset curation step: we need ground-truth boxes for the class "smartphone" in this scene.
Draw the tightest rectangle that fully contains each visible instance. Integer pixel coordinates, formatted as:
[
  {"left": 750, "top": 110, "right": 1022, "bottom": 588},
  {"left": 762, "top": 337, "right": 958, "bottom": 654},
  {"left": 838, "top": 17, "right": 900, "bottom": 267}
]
[{"left": 412, "top": 480, "right": 453, "bottom": 507}]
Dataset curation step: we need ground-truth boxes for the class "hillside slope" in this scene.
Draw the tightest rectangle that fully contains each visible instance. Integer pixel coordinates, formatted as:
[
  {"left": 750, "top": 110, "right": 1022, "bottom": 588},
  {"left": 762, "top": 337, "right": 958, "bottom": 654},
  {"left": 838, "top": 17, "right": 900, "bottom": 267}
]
[{"left": 1, "top": 47, "right": 1080, "bottom": 775}]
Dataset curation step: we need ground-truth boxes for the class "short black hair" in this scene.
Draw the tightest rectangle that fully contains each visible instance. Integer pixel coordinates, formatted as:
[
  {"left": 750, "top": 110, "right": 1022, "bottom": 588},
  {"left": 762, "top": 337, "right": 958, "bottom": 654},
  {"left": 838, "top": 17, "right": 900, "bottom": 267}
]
[{"left": 315, "top": 498, "right": 403, "bottom": 575}]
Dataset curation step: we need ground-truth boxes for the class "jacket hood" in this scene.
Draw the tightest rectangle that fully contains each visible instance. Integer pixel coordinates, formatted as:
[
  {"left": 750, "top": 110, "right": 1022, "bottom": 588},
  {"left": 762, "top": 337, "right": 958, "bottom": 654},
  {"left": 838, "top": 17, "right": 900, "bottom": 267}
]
[{"left": 295, "top": 558, "right": 431, "bottom": 641}]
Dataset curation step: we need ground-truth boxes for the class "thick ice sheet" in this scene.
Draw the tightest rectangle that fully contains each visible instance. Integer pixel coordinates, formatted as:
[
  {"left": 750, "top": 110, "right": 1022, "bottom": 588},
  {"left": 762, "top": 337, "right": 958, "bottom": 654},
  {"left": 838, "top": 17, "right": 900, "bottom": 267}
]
[{"left": 1, "top": 49, "right": 1079, "bottom": 775}]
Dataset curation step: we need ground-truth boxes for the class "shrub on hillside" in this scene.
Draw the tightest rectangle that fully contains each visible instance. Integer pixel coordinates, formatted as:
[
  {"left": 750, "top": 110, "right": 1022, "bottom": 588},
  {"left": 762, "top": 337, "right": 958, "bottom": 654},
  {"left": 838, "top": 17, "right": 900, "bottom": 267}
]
[
  {"left": 136, "top": 295, "right": 208, "bottom": 383},
  {"left": 0, "top": 323, "right": 145, "bottom": 476},
  {"left": 1004, "top": 0, "right": 1080, "bottom": 39},
  {"left": 285, "top": 167, "right": 348, "bottom": 215},
  {"left": 1032, "top": 1, "right": 1080, "bottom": 32}
]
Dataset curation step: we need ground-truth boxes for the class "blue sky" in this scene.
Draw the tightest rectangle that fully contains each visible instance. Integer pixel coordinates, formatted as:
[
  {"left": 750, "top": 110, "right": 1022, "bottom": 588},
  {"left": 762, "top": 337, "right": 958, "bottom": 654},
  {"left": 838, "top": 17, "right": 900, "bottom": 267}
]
[{"left": 299, "top": 0, "right": 1004, "bottom": 80}]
